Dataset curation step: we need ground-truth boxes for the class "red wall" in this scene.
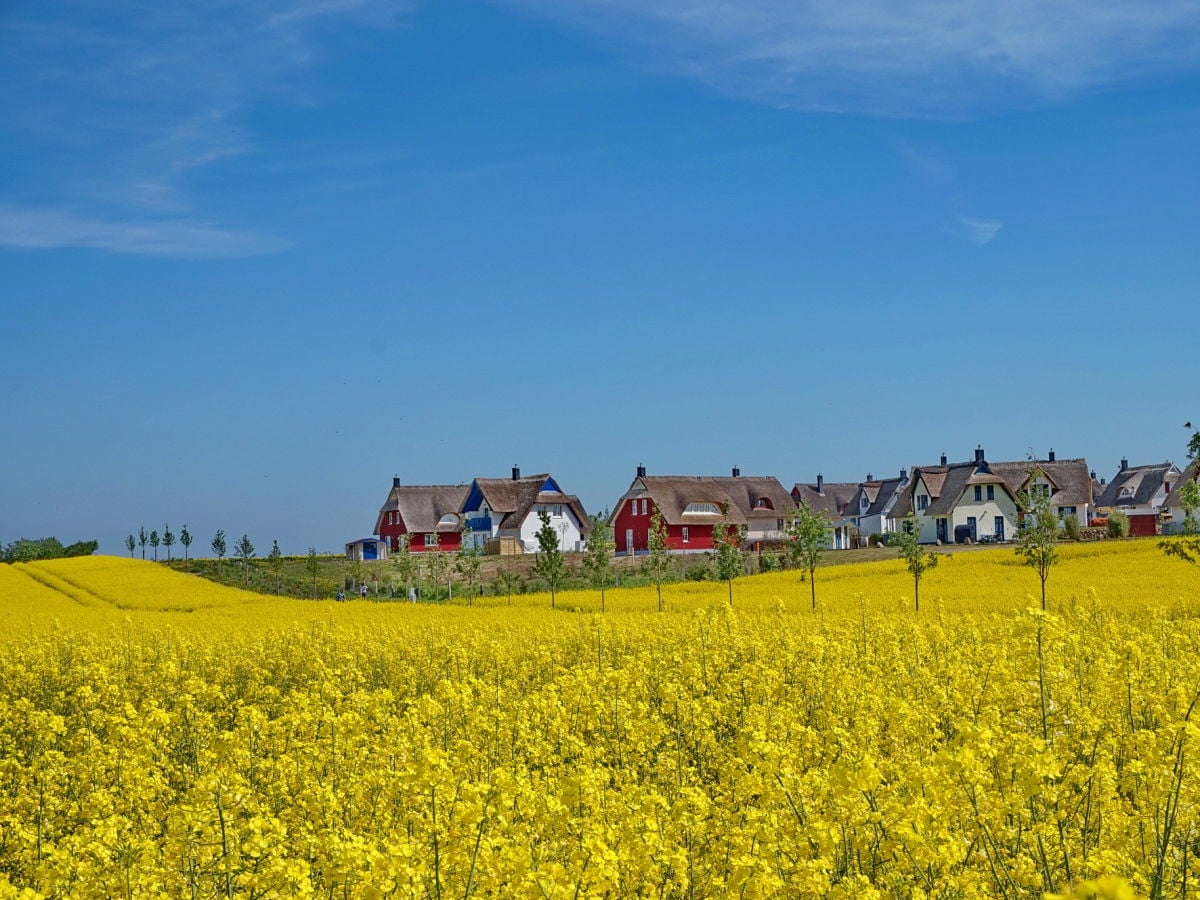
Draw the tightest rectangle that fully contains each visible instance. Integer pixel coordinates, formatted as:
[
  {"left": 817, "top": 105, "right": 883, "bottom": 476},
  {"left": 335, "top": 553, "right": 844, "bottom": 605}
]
[
  {"left": 611, "top": 499, "right": 714, "bottom": 553},
  {"left": 379, "top": 520, "right": 461, "bottom": 552}
]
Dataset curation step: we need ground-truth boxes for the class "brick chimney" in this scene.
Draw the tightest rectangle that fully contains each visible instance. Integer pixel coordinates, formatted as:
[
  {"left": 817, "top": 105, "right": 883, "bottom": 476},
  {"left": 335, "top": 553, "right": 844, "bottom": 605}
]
[{"left": 512, "top": 464, "right": 521, "bottom": 480}]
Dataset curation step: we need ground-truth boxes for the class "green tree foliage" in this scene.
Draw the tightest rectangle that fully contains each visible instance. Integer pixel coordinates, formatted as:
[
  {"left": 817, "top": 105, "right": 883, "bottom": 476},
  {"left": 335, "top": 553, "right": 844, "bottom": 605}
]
[
  {"left": 1017, "top": 473, "right": 1060, "bottom": 611},
  {"left": 582, "top": 518, "right": 615, "bottom": 612},
  {"left": 533, "top": 510, "right": 565, "bottom": 609},
  {"left": 124, "top": 534, "right": 136, "bottom": 558},
  {"left": 1107, "top": 509, "right": 1130, "bottom": 539},
  {"left": 2, "top": 537, "right": 96, "bottom": 563},
  {"left": 267, "top": 540, "right": 284, "bottom": 593},
  {"left": 644, "top": 507, "right": 672, "bottom": 613},
  {"left": 494, "top": 565, "right": 520, "bottom": 605},
  {"left": 711, "top": 503, "right": 747, "bottom": 606},
  {"left": 138, "top": 526, "right": 147, "bottom": 560},
  {"left": 149, "top": 529, "right": 160, "bottom": 561},
  {"left": 1062, "top": 514, "right": 1081, "bottom": 541},
  {"left": 211, "top": 530, "right": 227, "bottom": 574},
  {"left": 235, "top": 534, "right": 256, "bottom": 583},
  {"left": 162, "top": 524, "right": 175, "bottom": 562},
  {"left": 896, "top": 516, "right": 938, "bottom": 613},
  {"left": 1162, "top": 423, "right": 1200, "bottom": 564},
  {"left": 786, "top": 499, "right": 833, "bottom": 610},
  {"left": 180, "top": 526, "right": 193, "bottom": 564}
]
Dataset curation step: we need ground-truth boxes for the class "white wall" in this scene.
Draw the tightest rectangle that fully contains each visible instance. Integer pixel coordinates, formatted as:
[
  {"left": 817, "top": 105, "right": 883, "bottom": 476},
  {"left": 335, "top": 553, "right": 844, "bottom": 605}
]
[{"left": 518, "top": 504, "right": 587, "bottom": 552}]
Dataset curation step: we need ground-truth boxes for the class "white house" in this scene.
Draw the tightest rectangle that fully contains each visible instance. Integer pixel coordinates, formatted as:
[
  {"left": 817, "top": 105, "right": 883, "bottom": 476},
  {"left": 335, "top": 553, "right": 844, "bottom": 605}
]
[
  {"left": 460, "top": 467, "right": 591, "bottom": 554},
  {"left": 791, "top": 475, "right": 860, "bottom": 549},
  {"left": 890, "top": 448, "right": 1020, "bottom": 544},
  {"left": 842, "top": 470, "right": 909, "bottom": 540},
  {"left": 1163, "top": 462, "right": 1200, "bottom": 533}
]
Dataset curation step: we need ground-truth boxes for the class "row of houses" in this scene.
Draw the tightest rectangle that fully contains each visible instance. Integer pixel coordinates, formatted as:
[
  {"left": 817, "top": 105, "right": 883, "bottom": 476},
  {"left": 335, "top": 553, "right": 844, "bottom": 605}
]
[{"left": 346, "top": 450, "right": 1199, "bottom": 559}]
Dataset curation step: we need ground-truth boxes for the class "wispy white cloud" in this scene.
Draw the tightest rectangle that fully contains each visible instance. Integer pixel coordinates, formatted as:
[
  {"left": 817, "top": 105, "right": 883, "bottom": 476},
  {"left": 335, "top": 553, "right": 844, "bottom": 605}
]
[
  {"left": 0, "top": 206, "right": 291, "bottom": 257},
  {"left": 501, "top": 0, "right": 1200, "bottom": 117},
  {"left": 956, "top": 215, "right": 1004, "bottom": 245},
  {"left": 0, "top": 0, "right": 412, "bottom": 257}
]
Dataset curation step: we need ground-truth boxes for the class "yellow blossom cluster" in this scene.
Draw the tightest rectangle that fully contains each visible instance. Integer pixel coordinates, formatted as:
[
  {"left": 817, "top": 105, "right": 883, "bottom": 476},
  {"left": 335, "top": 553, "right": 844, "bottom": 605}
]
[{"left": 0, "top": 543, "right": 1194, "bottom": 897}]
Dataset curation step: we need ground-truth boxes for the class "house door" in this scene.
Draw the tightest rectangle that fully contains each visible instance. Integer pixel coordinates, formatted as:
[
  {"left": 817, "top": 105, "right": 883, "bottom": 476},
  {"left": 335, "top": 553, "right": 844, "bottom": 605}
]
[
  {"left": 994, "top": 517, "right": 1005, "bottom": 541},
  {"left": 967, "top": 517, "right": 977, "bottom": 541},
  {"left": 936, "top": 519, "right": 948, "bottom": 544},
  {"left": 626, "top": 529, "right": 634, "bottom": 554}
]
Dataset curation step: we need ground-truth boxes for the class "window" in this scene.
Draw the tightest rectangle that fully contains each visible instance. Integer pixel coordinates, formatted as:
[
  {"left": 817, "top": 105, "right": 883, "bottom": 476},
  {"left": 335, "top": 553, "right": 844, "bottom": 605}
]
[
  {"left": 424, "top": 533, "right": 438, "bottom": 547},
  {"left": 682, "top": 526, "right": 690, "bottom": 543},
  {"left": 641, "top": 499, "right": 649, "bottom": 515},
  {"left": 753, "top": 497, "right": 774, "bottom": 510},
  {"left": 974, "top": 486, "right": 982, "bottom": 501},
  {"left": 683, "top": 502, "right": 721, "bottom": 515},
  {"left": 861, "top": 496, "right": 869, "bottom": 510},
  {"left": 987, "top": 485, "right": 995, "bottom": 501},
  {"left": 437, "top": 514, "right": 458, "bottom": 528},
  {"left": 1120, "top": 486, "right": 1134, "bottom": 498},
  {"left": 917, "top": 494, "right": 929, "bottom": 511}
]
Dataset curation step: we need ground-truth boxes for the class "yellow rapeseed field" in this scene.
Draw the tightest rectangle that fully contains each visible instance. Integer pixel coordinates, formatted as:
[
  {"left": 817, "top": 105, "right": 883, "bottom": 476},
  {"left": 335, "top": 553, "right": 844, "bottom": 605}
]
[{"left": 1, "top": 542, "right": 1197, "bottom": 898}]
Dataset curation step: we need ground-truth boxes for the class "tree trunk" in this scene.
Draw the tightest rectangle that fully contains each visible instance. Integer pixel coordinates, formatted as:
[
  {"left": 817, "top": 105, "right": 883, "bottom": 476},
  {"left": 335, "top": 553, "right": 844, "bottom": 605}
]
[{"left": 810, "top": 568, "right": 817, "bottom": 610}]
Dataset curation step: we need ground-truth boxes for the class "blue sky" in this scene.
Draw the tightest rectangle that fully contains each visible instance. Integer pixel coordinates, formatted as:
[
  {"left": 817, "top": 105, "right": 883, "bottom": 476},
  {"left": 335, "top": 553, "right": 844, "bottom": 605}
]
[{"left": 2, "top": 0, "right": 1199, "bottom": 555}]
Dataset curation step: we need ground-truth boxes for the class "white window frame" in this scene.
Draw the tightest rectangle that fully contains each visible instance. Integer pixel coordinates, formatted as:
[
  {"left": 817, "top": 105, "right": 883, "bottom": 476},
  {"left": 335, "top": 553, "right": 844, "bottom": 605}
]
[
  {"left": 683, "top": 502, "right": 721, "bottom": 515},
  {"left": 682, "top": 526, "right": 690, "bottom": 543},
  {"left": 424, "top": 533, "right": 438, "bottom": 548}
]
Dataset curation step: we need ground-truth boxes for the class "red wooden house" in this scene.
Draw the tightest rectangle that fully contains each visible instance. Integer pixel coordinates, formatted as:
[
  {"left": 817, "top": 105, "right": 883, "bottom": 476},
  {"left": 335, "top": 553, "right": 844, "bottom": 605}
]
[
  {"left": 609, "top": 466, "right": 795, "bottom": 554},
  {"left": 375, "top": 478, "right": 470, "bottom": 552}
]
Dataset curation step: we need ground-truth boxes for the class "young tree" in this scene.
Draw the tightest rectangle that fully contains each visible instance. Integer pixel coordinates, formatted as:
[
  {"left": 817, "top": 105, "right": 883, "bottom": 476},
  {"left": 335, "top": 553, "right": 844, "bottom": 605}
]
[
  {"left": 267, "top": 540, "right": 284, "bottom": 593},
  {"left": 582, "top": 519, "right": 615, "bottom": 611},
  {"left": 235, "top": 534, "right": 256, "bottom": 583},
  {"left": 211, "top": 529, "right": 227, "bottom": 575},
  {"left": 454, "top": 526, "right": 483, "bottom": 603},
  {"left": 138, "top": 526, "right": 148, "bottom": 560},
  {"left": 494, "top": 565, "right": 520, "bottom": 605},
  {"left": 391, "top": 535, "right": 418, "bottom": 601},
  {"left": 1016, "top": 475, "right": 1059, "bottom": 611},
  {"left": 896, "top": 515, "right": 938, "bottom": 613},
  {"left": 124, "top": 534, "right": 136, "bottom": 558},
  {"left": 180, "top": 526, "right": 193, "bottom": 564},
  {"left": 149, "top": 529, "right": 160, "bottom": 561},
  {"left": 712, "top": 502, "right": 747, "bottom": 605},
  {"left": 425, "top": 540, "right": 451, "bottom": 601},
  {"left": 162, "top": 524, "right": 175, "bottom": 562},
  {"left": 644, "top": 507, "right": 672, "bottom": 612},
  {"left": 533, "top": 510, "right": 565, "bottom": 609},
  {"left": 786, "top": 499, "right": 833, "bottom": 610},
  {"left": 305, "top": 547, "right": 320, "bottom": 598}
]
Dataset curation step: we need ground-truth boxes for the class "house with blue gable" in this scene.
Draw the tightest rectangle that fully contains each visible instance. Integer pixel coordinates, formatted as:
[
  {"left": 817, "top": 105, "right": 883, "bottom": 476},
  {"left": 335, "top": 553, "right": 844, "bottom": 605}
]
[{"left": 461, "top": 466, "right": 592, "bottom": 554}]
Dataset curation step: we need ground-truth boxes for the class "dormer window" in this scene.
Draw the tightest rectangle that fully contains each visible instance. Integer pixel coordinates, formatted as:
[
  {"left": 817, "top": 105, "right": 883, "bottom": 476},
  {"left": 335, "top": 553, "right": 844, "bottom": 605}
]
[
  {"left": 752, "top": 497, "right": 774, "bottom": 510},
  {"left": 683, "top": 502, "right": 720, "bottom": 515},
  {"left": 437, "top": 514, "right": 460, "bottom": 528},
  {"left": 1120, "top": 486, "right": 1134, "bottom": 499},
  {"left": 860, "top": 496, "right": 868, "bottom": 510}
]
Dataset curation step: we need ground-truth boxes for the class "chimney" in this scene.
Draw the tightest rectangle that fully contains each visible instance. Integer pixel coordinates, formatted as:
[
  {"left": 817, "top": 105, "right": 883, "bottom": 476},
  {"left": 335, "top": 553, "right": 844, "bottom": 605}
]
[
  {"left": 940, "top": 453, "right": 948, "bottom": 466},
  {"left": 636, "top": 463, "right": 646, "bottom": 478},
  {"left": 392, "top": 476, "right": 401, "bottom": 488},
  {"left": 732, "top": 466, "right": 741, "bottom": 478},
  {"left": 817, "top": 473, "right": 824, "bottom": 494},
  {"left": 1120, "top": 457, "right": 1129, "bottom": 472},
  {"left": 1090, "top": 471, "right": 1096, "bottom": 480},
  {"left": 512, "top": 464, "right": 521, "bottom": 481},
  {"left": 900, "top": 468, "right": 908, "bottom": 480},
  {"left": 975, "top": 445, "right": 985, "bottom": 464},
  {"left": 1101, "top": 478, "right": 1107, "bottom": 485},
  {"left": 867, "top": 473, "right": 873, "bottom": 482},
  {"left": 1048, "top": 448, "right": 1056, "bottom": 463}
]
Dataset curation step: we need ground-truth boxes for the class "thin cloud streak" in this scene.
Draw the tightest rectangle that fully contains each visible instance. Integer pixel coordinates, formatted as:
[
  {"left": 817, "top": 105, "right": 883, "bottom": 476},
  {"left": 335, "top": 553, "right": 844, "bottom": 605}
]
[
  {"left": 0, "top": 206, "right": 292, "bottom": 258},
  {"left": 0, "top": 0, "right": 413, "bottom": 257},
  {"left": 502, "top": 0, "right": 1200, "bottom": 116},
  {"left": 957, "top": 215, "right": 1004, "bottom": 245}
]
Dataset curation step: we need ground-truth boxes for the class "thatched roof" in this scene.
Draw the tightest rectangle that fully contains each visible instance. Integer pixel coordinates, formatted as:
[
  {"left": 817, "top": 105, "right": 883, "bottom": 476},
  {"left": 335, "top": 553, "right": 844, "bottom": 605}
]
[
  {"left": 1096, "top": 462, "right": 1179, "bottom": 508},
  {"left": 470, "top": 474, "right": 592, "bottom": 535},
  {"left": 861, "top": 476, "right": 906, "bottom": 518},
  {"left": 892, "top": 457, "right": 1017, "bottom": 519},
  {"left": 374, "top": 484, "right": 470, "bottom": 535},
  {"left": 791, "top": 481, "right": 860, "bottom": 517},
  {"left": 990, "top": 458, "right": 1094, "bottom": 509},
  {"left": 611, "top": 474, "right": 794, "bottom": 526}
]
